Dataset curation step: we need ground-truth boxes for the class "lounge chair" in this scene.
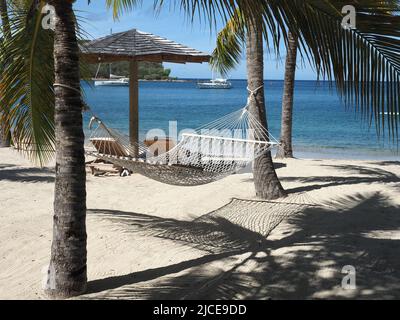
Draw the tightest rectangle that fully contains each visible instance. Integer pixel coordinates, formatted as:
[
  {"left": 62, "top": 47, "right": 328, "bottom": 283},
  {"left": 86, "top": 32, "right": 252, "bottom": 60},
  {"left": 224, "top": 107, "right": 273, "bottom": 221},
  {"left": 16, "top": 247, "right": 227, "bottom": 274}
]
[
  {"left": 90, "top": 137, "right": 131, "bottom": 157},
  {"left": 144, "top": 137, "right": 176, "bottom": 156}
]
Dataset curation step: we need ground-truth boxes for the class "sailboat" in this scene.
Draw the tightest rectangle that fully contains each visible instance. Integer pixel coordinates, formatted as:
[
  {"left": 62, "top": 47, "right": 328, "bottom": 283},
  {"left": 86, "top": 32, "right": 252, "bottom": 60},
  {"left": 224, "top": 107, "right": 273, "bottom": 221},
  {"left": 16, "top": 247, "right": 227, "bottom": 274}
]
[
  {"left": 94, "top": 63, "right": 129, "bottom": 87},
  {"left": 197, "top": 71, "right": 232, "bottom": 89},
  {"left": 197, "top": 78, "right": 233, "bottom": 89}
]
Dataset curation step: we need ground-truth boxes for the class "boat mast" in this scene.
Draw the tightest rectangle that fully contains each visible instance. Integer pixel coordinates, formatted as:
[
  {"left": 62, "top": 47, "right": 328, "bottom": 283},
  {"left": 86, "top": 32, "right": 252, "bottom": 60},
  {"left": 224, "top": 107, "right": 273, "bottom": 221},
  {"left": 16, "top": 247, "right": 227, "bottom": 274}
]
[
  {"left": 109, "top": 28, "right": 113, "bottom": 79},
  {"left": 95, "top": 63, "right": 101, "bottom": 79}
]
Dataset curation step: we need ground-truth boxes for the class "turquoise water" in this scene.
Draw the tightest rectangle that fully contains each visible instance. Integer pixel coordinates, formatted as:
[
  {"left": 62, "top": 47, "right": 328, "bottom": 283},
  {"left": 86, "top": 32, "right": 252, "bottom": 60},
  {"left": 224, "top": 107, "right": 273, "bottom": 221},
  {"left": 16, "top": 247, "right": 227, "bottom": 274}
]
[{"left": 82, "top": 80, "right": 399, "bottom": 161}]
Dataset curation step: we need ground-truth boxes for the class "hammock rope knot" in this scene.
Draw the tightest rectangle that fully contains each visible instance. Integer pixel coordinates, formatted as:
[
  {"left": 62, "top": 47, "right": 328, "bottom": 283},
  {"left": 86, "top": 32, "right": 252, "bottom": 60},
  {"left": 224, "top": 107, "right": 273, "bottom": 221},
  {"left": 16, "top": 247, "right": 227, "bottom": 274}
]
[{"left": 246, "top": 85, "right": 264, "bottom": 107}]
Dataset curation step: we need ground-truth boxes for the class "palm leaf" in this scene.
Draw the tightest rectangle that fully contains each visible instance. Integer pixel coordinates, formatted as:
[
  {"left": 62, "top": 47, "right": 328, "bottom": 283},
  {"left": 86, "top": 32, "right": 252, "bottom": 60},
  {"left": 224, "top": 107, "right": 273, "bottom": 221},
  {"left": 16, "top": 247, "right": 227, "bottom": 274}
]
[
  {"left": 211, "top": 0, "right": 400, "bottom": 141},
  {"left": 209, "top": 9, "right": 245, "bottom": 76},
  {"left": 288, "top": 0, "right": 400, "bottom": 139},
  {"left": 1, "top": 1, "right": 94, "bottom": 164},
  {"left": 105, "top": 0, "right": 143, "bottom": 19},
  {"left": 0, "top": 0, "right": 55, "bottom": 165}
]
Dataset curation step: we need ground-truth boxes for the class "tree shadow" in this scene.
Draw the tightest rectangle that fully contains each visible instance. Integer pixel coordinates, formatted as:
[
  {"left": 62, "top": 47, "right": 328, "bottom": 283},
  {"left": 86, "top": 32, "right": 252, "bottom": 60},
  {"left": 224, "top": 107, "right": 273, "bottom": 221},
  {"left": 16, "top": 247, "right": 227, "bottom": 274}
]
[
  {"left": 0, "top": 164, "right": 16, "bottom": 169},
  {"left": 369, "top": 161, "right": 400, "bottom": 167},
  {"left": 0, "top": 166, "right": 54, "bottom": 183},
  {"left": 284, "top": 164, "right": 400, "bottom": 194},
  {"left": 83, "top": 192, "right": 400, "bottom": 300},
  {"left": 274, "top": 162, "right": 287, "bottom": 170}
]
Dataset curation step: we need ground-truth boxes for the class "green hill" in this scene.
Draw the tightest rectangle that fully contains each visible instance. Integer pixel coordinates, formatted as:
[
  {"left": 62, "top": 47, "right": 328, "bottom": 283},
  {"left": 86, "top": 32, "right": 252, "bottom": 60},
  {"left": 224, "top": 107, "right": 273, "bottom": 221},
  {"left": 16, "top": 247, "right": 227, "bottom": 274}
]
[{"left": 89, "top": 61, "right": 175, "bottom": 80}]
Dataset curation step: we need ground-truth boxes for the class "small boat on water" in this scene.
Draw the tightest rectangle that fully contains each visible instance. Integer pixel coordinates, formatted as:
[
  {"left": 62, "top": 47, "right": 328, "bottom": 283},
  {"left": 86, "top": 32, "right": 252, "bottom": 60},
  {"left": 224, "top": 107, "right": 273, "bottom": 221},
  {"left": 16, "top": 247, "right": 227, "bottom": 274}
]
[
  {"left": 94, "top": 76, "right": 129, "bottom": 87},
  {"left": 197, "top": 78, "right": 232, "bottom": 89},
  {"left": 94, "top": 60, "right": 130, "bottom": 87}
]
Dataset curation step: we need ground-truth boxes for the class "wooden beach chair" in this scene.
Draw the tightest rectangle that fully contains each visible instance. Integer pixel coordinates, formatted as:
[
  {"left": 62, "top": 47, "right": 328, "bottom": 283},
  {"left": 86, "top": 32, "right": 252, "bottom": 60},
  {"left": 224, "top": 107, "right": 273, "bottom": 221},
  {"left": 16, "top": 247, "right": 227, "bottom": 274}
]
[
  {"left": 90, "top": 137, "right": 130, "bottom": 157},
  {"left": 87, "top": 137, "right": 129, "bottom": 176},
  {"left": 144, "top": 137, "right": 176, "bottom": 156}
]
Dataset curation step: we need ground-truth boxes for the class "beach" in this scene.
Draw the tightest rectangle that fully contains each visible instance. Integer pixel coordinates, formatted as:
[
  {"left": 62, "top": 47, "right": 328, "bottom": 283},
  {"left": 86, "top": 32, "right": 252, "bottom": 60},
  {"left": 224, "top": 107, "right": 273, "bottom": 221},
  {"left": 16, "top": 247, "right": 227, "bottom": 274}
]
[{"left": 1, "top": 147, "right": 399, "bottom": 300}]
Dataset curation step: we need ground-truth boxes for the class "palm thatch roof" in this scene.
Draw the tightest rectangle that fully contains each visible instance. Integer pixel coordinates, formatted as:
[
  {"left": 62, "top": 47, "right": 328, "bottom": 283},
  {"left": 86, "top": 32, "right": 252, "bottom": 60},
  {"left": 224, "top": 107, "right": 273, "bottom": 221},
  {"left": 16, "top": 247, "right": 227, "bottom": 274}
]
[{"left": 81, "top": 29, "right": 210, "bottom": 64}]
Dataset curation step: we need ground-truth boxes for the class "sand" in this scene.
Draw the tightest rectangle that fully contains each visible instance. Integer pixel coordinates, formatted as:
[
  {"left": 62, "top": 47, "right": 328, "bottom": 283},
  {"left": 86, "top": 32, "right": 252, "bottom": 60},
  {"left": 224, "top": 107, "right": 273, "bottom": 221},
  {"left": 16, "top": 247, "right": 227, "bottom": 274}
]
[{"left": 0, "top": 147, "right": 399, "bottom": 300}]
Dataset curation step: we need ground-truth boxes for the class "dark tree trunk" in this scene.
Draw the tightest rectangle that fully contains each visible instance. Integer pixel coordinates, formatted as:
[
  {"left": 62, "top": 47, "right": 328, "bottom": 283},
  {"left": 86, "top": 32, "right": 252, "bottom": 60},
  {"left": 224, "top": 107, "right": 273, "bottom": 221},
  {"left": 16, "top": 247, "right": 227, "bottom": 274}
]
[
  {"left": 45, "top": 0, "right": 87, "bottom": 299},
  {"left": 0, "top": 0, "right": 11, "bottom": 148},
  {"left": 246, "top": 21, "right": 286, "bottom": 200},
  {"left": 276, "top": 32, "right": 298, "bottom": 159}
]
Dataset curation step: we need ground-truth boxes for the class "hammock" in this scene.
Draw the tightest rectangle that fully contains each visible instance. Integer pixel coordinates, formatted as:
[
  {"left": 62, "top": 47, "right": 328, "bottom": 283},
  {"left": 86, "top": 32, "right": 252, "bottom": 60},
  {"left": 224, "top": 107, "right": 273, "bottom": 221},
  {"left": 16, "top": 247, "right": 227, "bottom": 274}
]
[{"left": 85, "top": 88, "right": 280, "bottom": 186}]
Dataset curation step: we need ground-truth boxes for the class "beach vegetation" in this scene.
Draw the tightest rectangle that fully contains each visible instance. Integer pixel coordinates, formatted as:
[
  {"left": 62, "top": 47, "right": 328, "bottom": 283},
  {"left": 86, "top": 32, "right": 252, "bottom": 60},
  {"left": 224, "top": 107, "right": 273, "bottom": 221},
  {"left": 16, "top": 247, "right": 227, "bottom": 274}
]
[{"left": 88, "top": 61, "right": 174, "bottom": 81}]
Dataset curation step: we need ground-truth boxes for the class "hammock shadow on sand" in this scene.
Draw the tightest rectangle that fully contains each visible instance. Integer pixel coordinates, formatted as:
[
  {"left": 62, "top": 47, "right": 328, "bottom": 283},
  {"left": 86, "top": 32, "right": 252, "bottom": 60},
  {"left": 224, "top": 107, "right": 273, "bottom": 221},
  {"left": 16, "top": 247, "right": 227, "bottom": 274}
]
[{"left": 84, "top": 192, "right": 400, "bottom": 300}]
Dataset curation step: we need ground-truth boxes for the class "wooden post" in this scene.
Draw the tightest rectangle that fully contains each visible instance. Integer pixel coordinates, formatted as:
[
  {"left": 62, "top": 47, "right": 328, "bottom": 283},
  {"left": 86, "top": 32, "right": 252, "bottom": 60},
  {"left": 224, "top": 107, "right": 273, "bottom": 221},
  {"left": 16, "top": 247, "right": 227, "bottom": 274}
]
[{"left": 129, "top": 59, "right": 139, "bottom": 157}]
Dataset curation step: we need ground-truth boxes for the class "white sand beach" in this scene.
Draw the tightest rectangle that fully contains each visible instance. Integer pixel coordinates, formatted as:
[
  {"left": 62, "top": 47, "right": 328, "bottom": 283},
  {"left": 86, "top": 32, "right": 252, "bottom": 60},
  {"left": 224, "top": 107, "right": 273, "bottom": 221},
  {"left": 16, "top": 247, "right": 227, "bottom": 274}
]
[{"left": 0, "top": 147, "right": 399, "bottom": 300}]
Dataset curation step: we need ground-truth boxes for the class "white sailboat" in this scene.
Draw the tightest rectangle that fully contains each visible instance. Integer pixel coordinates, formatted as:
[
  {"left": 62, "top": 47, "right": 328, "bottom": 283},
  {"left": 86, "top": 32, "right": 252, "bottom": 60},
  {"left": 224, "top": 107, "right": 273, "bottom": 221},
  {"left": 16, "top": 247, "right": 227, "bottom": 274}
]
[
  {"left": 94, "top": 64, "right": 129, "bottom": 87},
  {"left": 198, "top": 78, "right": 233, "bottom": 89},
  {"left": 197, "top": 71, "right": 232, "bottom": 89}
]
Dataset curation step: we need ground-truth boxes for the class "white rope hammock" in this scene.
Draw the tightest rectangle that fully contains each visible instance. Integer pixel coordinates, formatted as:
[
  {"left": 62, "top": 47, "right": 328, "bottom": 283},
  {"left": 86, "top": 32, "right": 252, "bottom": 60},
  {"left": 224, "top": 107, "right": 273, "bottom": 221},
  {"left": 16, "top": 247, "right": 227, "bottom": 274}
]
[{"left": 84, "top": 86, "right": 280, "bottom": 186}]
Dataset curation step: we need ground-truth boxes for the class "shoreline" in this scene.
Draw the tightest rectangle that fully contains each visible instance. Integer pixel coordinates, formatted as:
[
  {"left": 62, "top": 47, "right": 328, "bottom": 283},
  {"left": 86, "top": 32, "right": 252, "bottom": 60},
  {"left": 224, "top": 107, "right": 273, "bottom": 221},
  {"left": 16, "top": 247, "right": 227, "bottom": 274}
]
[
  {"left": 287, "top": 148, "right": 399, "bottom": 162},
  {"left": 90, "top": 78, "right": 192, "bottom": 83}
]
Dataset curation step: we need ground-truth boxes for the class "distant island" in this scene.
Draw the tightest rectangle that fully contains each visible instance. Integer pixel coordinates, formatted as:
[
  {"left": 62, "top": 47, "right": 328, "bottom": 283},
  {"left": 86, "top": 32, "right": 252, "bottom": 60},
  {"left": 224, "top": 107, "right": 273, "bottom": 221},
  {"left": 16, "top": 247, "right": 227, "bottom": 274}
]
[{"left": 88, "top": 61, "right": 178, "bottom": 81}]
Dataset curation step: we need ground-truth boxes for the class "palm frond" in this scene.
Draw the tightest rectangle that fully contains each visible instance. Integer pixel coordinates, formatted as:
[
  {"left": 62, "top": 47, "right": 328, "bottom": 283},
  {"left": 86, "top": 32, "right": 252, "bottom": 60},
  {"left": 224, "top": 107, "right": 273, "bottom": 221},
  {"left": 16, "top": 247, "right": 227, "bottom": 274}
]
[
  {"left": 105, "top": 0, "right": 143, "bottom": 19},
  {"left": 288, "top": 0, "right": 400, "bottom": 139},
  {"left": 210, "top": 0, "right": 400, "bottom": 141},
  {"left": 210, "top": 9, "right": 245, "bottom": 76},
  {"left": 0, "top": 0, "right": 55, "bottom": 164}
]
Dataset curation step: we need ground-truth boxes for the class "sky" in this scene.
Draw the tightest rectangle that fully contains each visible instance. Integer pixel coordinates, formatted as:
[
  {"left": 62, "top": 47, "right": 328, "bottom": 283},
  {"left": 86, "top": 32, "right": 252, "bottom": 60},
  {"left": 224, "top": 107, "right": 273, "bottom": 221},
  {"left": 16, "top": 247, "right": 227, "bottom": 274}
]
[{"left": 74, "top": 0, "right": 318, "bottom": 80}]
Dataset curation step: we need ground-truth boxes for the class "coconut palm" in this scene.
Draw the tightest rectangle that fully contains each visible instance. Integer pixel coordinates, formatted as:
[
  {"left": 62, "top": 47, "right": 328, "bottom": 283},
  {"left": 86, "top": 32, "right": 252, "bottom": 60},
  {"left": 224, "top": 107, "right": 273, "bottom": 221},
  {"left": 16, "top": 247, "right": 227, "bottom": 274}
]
[
  {"left": 0, "top": 0, "right": 84, "bottom": 298},
  {"left": 246, "top": 18, "right": 287, "bottom": 198},
  {"left": 1, "top": 0, "right": 400, "bottom": 298},
  {"left": 45, "top": 0, "right": 87, "bottom": 298},
  {"left": 211, "top": 0, "right": 400, "bottom": 150},
  {"left": 276, "top": 32, "right": 298, "bottom": 159},
  {"left": 211, "top": 1, "right": 400, "bottom": 197}
]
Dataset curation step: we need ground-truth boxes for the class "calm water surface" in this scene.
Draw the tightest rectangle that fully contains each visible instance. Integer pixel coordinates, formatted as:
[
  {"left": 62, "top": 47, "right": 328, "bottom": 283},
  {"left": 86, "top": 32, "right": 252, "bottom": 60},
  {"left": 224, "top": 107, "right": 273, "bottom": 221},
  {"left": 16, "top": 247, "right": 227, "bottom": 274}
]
[{"left": 82, "top": 80, "right": 399, "bottom": 160}]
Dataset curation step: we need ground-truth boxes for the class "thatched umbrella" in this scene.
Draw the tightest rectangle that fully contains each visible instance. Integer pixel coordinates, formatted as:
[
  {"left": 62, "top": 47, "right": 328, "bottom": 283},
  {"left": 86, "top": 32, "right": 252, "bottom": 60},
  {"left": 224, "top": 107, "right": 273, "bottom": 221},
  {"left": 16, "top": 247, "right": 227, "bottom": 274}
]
[{"left": 81, "top": 28, "right": 210, "bottom": 154}]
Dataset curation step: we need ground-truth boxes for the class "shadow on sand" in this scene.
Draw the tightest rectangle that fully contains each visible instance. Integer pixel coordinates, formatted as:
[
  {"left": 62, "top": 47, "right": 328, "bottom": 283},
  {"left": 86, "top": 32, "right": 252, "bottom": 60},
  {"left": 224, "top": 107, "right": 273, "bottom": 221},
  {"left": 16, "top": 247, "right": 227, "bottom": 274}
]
[
  {"left": 283, "top": 164, "right": 399, "bottom": 194},
  {"left": 84, "top": 190, "right": 400, "bottom": 300},
  {"left": 0, "top": 164, "right": 54, "bottom": 183}
]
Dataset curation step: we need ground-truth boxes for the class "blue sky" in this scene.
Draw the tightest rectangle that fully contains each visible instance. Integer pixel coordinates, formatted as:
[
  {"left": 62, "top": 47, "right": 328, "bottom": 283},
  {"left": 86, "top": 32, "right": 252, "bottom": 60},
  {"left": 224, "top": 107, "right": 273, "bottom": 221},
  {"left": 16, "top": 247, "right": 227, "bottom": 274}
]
[{"left": 74, "top": 0, "right": 317, "bottom": 80}]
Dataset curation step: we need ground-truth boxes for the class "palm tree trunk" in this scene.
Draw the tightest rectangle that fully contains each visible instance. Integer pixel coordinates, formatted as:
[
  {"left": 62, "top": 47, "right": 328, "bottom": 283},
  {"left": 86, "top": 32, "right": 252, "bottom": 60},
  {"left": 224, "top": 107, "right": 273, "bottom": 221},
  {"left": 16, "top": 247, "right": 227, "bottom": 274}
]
[
  {"left": 0, "top": 0, "right": 11, "bottom": 148},
  {"left": 276, "top": 32, "right": 298, "bottom": 159},
  {"left": 45, "top": 0, "right": 87, "bottom": 298},
  {"left": 246, "top": 21, "right": 286, "bottom": 200}
]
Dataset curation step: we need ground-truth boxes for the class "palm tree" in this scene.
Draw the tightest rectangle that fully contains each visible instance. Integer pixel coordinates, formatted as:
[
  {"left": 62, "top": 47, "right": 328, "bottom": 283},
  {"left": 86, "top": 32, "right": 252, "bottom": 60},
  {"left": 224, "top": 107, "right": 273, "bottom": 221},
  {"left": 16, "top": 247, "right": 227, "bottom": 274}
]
[
  {"left": 0, "top": 0, "right": 11, "bottom": 147},
  {"left": 44, "top": 0, "right": 87, "bottom": 298},
  {"left": 2, "top": 0, "right": 85, "bottom": 298},
  {"left": 276, "top": 32, "right": 298, "bottom": 159},
  {"left": 246, "top": 19, "right": 287, "bottom": 199},
  {"left": 211, "top": 0, "right": 400, "bottom": 156}
]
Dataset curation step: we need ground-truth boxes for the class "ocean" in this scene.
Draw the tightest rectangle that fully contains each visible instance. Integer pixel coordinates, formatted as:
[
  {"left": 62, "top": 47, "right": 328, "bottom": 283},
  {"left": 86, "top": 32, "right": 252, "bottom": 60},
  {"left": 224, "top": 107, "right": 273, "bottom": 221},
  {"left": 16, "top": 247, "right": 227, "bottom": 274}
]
[{"left": 82, "top": 80, "right": 399, "bottom": 161}]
